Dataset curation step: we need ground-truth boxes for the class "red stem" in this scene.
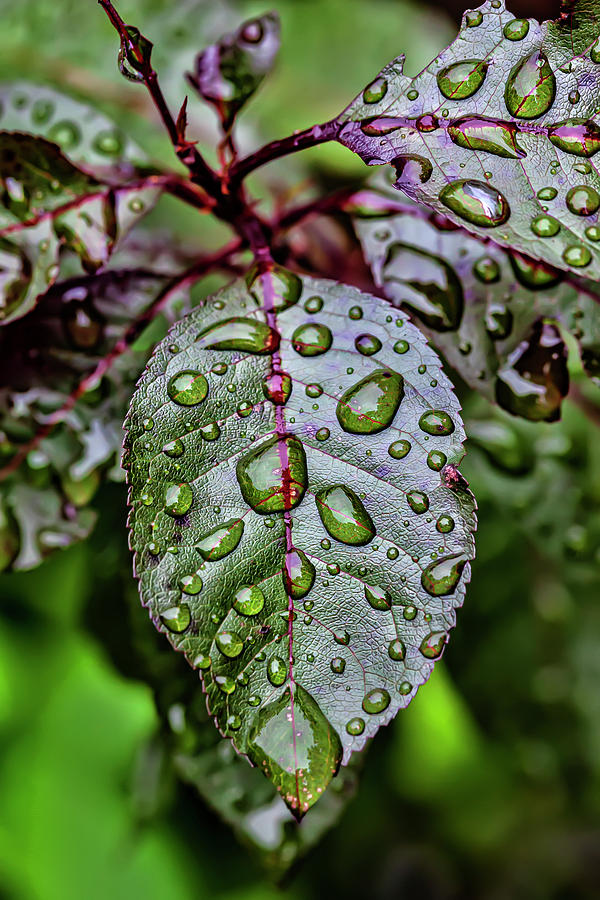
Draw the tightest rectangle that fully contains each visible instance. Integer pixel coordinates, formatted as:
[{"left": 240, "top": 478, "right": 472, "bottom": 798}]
[{"left": 228, "top": 119, "right": 340, "bottom": 185}]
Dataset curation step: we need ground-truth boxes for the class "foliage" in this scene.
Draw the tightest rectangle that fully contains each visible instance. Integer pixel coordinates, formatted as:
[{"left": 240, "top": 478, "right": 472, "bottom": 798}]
[{"left": 0, "top": 0, "right": 599, "bottom": 882}]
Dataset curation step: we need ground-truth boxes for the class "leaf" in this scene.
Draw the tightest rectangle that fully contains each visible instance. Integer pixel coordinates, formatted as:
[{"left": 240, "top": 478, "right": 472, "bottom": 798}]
[
  {"left": 123, "top": 266, "right": 477, "bottom": 818},
  {"left": 336, "top": 0, "right": 600, "bottom": 279},
  {"left": 351, "top": 176, "right": 600, "bottom": 421},
  {"left": 0, "top": 81, "right": 151, "bottom": 173},
  {"left": 0, "top": 269, "right": 176, "bottom": 570},
  {"left": 0, "top": 131, "right": 159, "bottom": 323},
  {"left": 187, "top": 12, "right": 280, "bottom": 129}
]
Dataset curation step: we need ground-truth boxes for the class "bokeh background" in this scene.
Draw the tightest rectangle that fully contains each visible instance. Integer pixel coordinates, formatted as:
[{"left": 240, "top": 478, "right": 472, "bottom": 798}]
[{"left": 1, "top": 1, "right": 600, "bottom": 898}]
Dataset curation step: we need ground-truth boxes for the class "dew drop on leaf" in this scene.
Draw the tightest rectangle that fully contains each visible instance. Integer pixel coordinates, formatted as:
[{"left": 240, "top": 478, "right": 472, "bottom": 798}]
[
  {"left": 362, "top": 688, "right": 391, "bottom": 714},
  {"left": 437, "top": 60, "right": 488, "bottom": 100},
  {"left": 236, "top": 434, "right": 308, "bottom": 513},
  {"left": 419, "top": 410, "right": 455, "bottom": 436},
  {"left": 233, "top": 584, "right": 265, "bottom": 616},
  {"left": 216, "top": 631, "right": 244, "bottom": 658},
  {"left": 336, "top": 369, "right": 404, "bottom": 435},
  {"left": 167, "top": 370, "right": 209, "bottom": 406},
  {"left": 196, "top": 317, "right": 280, "bottom": 354},
  {"left": 291, "top": 322, "right": 333, "bottom": 356},
  {"left": 196, "top": 518, "right": 245, "bottom": 561},
  {"left": 160, "top": 604, "right": 191, "bottom": 633},
  {"left": 505, "top": 51, "right": 556, "bottom": 120},
  {"left": 421, "top": 553, "right": 467, "bottom": 596},
  {"left": 315, "top": 485, "right": 375, "bottom": 546},
  {"left": 440, "top": 180, "right": 510, "bottom": 228}
]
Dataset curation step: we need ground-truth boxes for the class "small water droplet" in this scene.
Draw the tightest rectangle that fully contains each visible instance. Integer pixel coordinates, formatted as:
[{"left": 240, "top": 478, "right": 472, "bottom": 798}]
[
  {"left": 388, "top": 639, "right": 406, "bottom": 661},
  {"left": 267, "top": 656, "right": 287, "bottom": 686},
  {"left": 330, "top": 656, "right": 346, "bottom": 674},
  {"left": 160, "top": 604, "right": 191, "bottom": 633},
  {"left": 233, "top": 584, "right": 265, "bottom": 616},
  {"left": 419, "top": 631, "right": 448, "bottom": 659},
  {"left": 163, "top": 439, "right": 184, "bottom": 458},
  {"left": 346, "top": 717, "right": 365, "bottom": 735},
  {"left": 284, "top": 548, "right": 316, "bottom": 600},
  {"left": 363, "top": 77, "right": 388, "bottom": 104},
  {"left": 348, "top": 305, "right": 363, "bottom": 320},
  {"left": 419, "top": 410, "right": 455, "bottom": 435},
  {"left": 566, "top": 185, "right": 600, "bottom": 216},
  {"left": 179, "top": 572, "right": 203, "bottom": 595},
  {"left": 504, "top": 18, "right": 530, "bottom": 40},
  {"left": 436, "top": 514, "right": 455, "bottom": 534},
  {"left": 407, "top": 490, "right": 429, "bottom": 514},
  {"left": 216, "top": 631, "right": 244, "bottom": 658},
  {"left": 364, "top": 583, "right": 391, "bottom": 610},
  {"left": 563, "top": 244, "right": 592, "bottom": 267}
]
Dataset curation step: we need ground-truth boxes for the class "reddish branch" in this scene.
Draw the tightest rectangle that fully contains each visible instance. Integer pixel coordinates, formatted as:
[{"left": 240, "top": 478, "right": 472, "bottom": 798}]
[{"left": 228, "top": 119, "right": 340, "bottom": 185}]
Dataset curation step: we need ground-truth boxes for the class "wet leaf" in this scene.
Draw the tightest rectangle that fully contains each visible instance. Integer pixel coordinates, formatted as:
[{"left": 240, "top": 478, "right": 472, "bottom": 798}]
[
  {"left": 337, "top": 0, "right": 600, "bottom": 279},
  {"left": 352, "top": 175, "right": 600, "bottom": 420},
  {"left": 0, "top": 131, "right": 159, "bottom": 323},
  {"left": 124, "top": 267, "right": 477, "bottom": 818},
  {"left": 187, "top": 12, "right": 280, "bottom": 129}
]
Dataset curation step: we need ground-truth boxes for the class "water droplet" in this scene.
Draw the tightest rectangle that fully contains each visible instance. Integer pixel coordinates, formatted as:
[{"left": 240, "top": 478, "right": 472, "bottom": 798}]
[
  {"left": 163, "top": 439, "right": 184, "bottom": 458},
  {"left": 387, "top": 547, "right": 399, "bottom": 560},
  {"left": 259, "top": 370, "right": 291, "bottom": 406},
  {"left": 440, "top": 180, "right": 510, "bottom": 227},
  {"left": 193, "top": 653, "right": 211, "bottom": 670},
  {"left": 509, "top": 251, "right": 563, "bottom": 289},
  {"left": 407, "top": 490, "right": 429, "bottom": 514},
  {"left": 212, "top": 362, "right": 228, "bottom": 375},
  {"left": 164, "top": 482, "right": 193, "bottom": 517},
  {"left": 563, "top": 244, "right": 592, "bottom": 267},
  {"left": 215, "top": 674, "right": 236, "bottom": 694},
  {"left": 315, "top": 427, "right": 330, "bottom": 442},
  {"left": 200, "top": 422, "right": 221, "bottom": 441},
  {"left": 392, "top": 154, "right": 433, "bottom": 187},
  {"left": 237, "top": 400, "right": 253, "bottom": 418},
  {"left": 486, "top": 303, "right": 514, "bottom": 340},
  {"left": 248, "top": 694, "right": 261, "bottom": 706},
  {"left": 315, "top": 485, "right": 375, "bottom": 546},
  {"left": 284, "top": 548, "right": 316, "bottom": 600},
  {"left": 448, "top": 116, "right": 526, "bottom": 159},
  {"left": 465, "top": 9, "right": 482, "bottom": 26},
  {"left": 389, "top": 440, "right": 411, "bottom": 459},
  {"left": 267, "top": 656, "right": 287, "bottom": 686},
  {"left": 503, "top": 18, "right": 530, "bottom": 40},
  {"left": 436, "top": 514, "right": 455, "bottom": 533},
  {"left": 364, "top": 583, "right": 391, "bottom": 610},
  {"left": 31, "top": 98, "right": 54, "bottom": 123},
  {"left": 473, "top": 255, "right": 501, "bottom": 283},
  {"left": 196, "top": 316, "right": 279, "bottom": 354},
  {"left": 331, "top": 656, "right": 346, "bottom": 673},
  {"left": 94, "top": 129, "right": 124, "bottom": 155},
  {"left": 362, "top": 688, "right": 391, "bottom": 714},
  {"left": 419, "top": 410, "right": 455, "bottom": 435},
  {"left": 566, "top": 185, "right": 600, "bottom": 216},
  {"left": 363, "top": 77, "right": 388, "bottom": 104},
  {"left": 233, "top": 584, "right": 265, "bottom": 616},
  {"left": 246, "top": 264, "right": 302, "bottom": 311},
  {"left": 530, "top": 214, "right": 560, "bottom": 237},
  {"left": 247, "top": 685, "right": 342, "bottom": 817},
  {"left": 354, "top": 334, "right": 382, "bottom": 356},
  {"left": 216, "top": 631, "right": 244, "bottom": 658},
  {"left": 47, "top": 119, "right": 81, "bottom": 149},
  {"left": 398, "top": 681, "right": 412, "bottom": 695},
  {"left": 419, "top": 631, "right": 448, "bottom": 659},
  {"left": 160, "top": 604, "right": 191, "bottom": 633},
  {"left": 505, "top": 51, "right": 556, "bottom": 119},
  {"left": 586, "top": 225, "right": 600, "bottom": 241},
  {"left": 196, "top": 518, "right": 244, "bottom": 560},
  {"left": 538, "top": 187, "right": 558, "bottom": 201},
  {"left": 437, "top": 60, "right": 488, "bottom": 100},
  {"left": 548, "top": 119, "right": 600, "bottom": 157},
  {"left": 591, "top": 35, "right": 600, "bottom": 63},
  {"left": 361, "top": 116, "right": 404, "bottom": 136},
  {"left": 167, "top": 370, "right": 208, "bottom": 406},
  {"left": 291, "top": 323, "right": 332, "bottom": 356},
  {"left": 346, "top": 717, "right": 365, "bottom": 735},
  {"left": 388, "top": 639, "right": 406, "bottom": 661},
  {"left": 179, "top": 572, "right": 203, "bottom": 595},
  {"left": 496, "top": 322, "right": 569, "bottom": 419},
  {"left": 304, "top": 295, "right": 323, "bottom": 313},
  {"left": 422, "top": 553, "right": 467, "bottom": 596},
  {"left": 236, "top": 434, "right": 308, "bottom": 513},
  {"left": 334, "top": 630, "right": 350, "bottom": 646},
  {"left": 348, "top": 305, "right": 363, "bottom": 320},
  {"left": 403, "top": 605, "right": 417, "bottom": 620},
  {"left": 305, "top": 383, "right": 323, "bottom": 398},
  {"left": 427, "top": 450, "right": 447, "bottom": 471},
  {"left": 336, "top": 368, "right": 404, "bottom": 435}
]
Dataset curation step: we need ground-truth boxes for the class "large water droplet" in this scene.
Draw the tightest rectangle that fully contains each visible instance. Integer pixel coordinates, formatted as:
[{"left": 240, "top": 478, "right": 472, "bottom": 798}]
[
  {"left": 388, "top": 639, "right": 406, "bottom": 661},
  {"left": 363, "top": 77, "right": 388, "bottom": 104},
  {"left": 246, "top": 264, "right": 302, "bottom": 311},
  {"left": 355, "top": 333, "right": 382, "bottom": 356},
  {"left": 262, "top": 371, "right": 292, "bottom": 404},
  {"left": 448, "top": 116, "right": 526, "bottom": 159},
  {"left": 419, "top": 631, "right": 448, "bottom": 659},
  {"left": 283, "top": 548, "right": 316, "bottom": 599},
  {"left": 566, "top": 185, "right": 600, "bottom": 216},
  {"left": 419, "top": 410, "right": 455, "bottom": 435},
  {"left": 336, "top": 368, "right": 404, "bottom": 435},
  {"left": 346, "top": 717, "right": 365, "bottom": 735},
  {"left": 233, "top": 583, "right": 265, "bottom": 616},
  {"left": 392, "top": 154, "right": 433, "bottom": 187},
  {"left": 163, "top": 438, "right": 185, "bottom": 457},
  {"left": 291, "top": 322, "right": 332, "bottom": 356},
  {"left": 383, "top": 243, "right": 463, "bottom": 331},
  {"left": 196, "top": 316, "right": 279, "bottom": 354},
  {"left": 563, "top": 244, "right": 592, "bottom": 268},
  {"left": 216, "top": 631, "right": 244, "bottom": 658},
  {"left": 167, "top": 370, "right": 208, "bottom": 406},
  {"left": 421, "top": 553, "right": 467, "bottom": 596},
  {"left": 267, "top": 656, "right": 287, "bottom": 686},
  {"left": 196, "top": 518, "right": 244, "bottom": 561},
  {"left": 160, "top": 604, "right": 191, "bottom": 633},
  {"left": 179, "top": 571, "right": 203, "bottom": 595},
  {"left": 548, "top": 119, "right": 600, "bottom": 157},
  {"left": 509, "top": 251, "right": 563, "bottom": 290},
  {"left": 247, "top": 685, "right": 342, "bottom": 818},
  {"left": 236, "top": 434, "right": 308, "bottom": 513},
  {"left": 389, "top": 439, "right": 411, "bottom": 459},
  {"left": 440, "top": 180, "right": 510, "bottom": 228},
  {"left": 505, "top": 51, "right": 556, "bottom": 119},
  {"left": 407, "top": 490, "right": 429, "bottom": 514},
  {"left": 495, "top": 321, "right": 568, "bottom": 421},
  {"left": 364, "top": 583, "right": 391, "bottom": 610},
  {"left": 315, "top": 485, "right": 375, "bottom": 546},
  {"left": 437, "top": 60, "right": 488, "bottom": 100},
  {"left": 362, "top": 688, "right": 391, "bottom": 714},
  {"left": 164, "top": 482, "right": 193, "bottom": 517},
  {"left": 504, "top": 18, "right": 530, "bottom": 41}
]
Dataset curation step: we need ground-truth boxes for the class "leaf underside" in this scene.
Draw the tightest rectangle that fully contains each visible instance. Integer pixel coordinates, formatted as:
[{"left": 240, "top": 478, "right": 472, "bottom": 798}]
[
  {"left": 124, "top": 268, "right": 477, "bottom": 817},
  {"left": 338, "top": 0, "right": 600, "bottom": 279},
  {"left": 352, "top": 175, "right": 600, "bottom": 421}
]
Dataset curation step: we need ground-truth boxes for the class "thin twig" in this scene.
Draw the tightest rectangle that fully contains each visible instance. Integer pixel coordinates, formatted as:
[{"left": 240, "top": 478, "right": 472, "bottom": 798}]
[{"left": 228, "top": 119, "right": 340, "bottom": 185}]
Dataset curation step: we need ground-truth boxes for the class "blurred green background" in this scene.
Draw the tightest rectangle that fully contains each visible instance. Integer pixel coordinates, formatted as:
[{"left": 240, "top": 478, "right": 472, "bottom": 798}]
[{"left": 1, "top": 1, "right": 600, "bottom": 898}]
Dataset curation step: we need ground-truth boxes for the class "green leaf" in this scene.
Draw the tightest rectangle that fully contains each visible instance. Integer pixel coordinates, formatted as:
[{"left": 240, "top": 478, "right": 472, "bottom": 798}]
[
  {"left": 337, "top": 0, "right": 600, "bottom": 278},
  {"left": 187, "top": 13, "right": 280, "bottom": 129},
  {"left": 124, "top": 267, "right": 477, "bottom": 818},
  {"left": 0, "top": 131, "right": 159, "bottom": 323},
  {"left": 351, "top": 177, "right": 600, "bottom": 421}
]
